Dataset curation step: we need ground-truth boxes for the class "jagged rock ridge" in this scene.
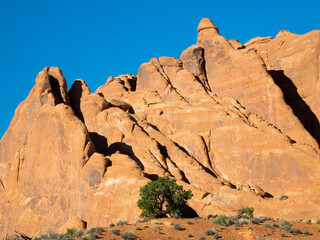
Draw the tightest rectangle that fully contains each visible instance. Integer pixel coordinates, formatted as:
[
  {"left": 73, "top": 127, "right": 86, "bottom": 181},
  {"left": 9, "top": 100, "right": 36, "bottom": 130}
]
[{"left": 0, "top": 18, "right": 319, "bottom": 237}]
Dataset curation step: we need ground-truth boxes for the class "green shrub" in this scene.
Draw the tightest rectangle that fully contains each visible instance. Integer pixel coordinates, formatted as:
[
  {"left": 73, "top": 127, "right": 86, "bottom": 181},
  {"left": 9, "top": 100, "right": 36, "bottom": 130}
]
[
  {"left": 250, "top": 218, "right": 260, "bottom": 224},
  {"left": 212, "top": 215, "right": 234, "bottom": 227},
  {"left": 117, "top": 220, "right": 128, "bottom": 226},
  {"left": 66, "top": 229, "right": 76, "bottom": 235},
  {"left": 73, "top": 230, "right": 84, "bottom": 237},
  {"left": 120, "top": 231, "right": 136, "bottom": 239},
  {"left": 237, "top": 207, "right": 254, "bottom": 219},
  {"left": 264, "top": 223, "right": 271, "bottom": 228},
  {"left": 111, "top": 229, "right": 120, "bottom": 235},
  {"left": 288, "top": 228, "right": 301, "bottom": 235},
  {"left": 238, "top": 218, "right": 248, "bottom": 225},
  {"left": 82, "top": 233, "right": 97, "bottom": 240},
  {"left": 137, "top": 176, "right": 193, "bottom": 218},
  {"left": 303, "top": 230, "right": 310, "bottom": 235},
  {"left": 258, "top": 216, "right": 270, "bottom": 222},
  {"left": 204, "top": 229, "right": 214, "bottom": 235},
  {"left": 172, "top": 224, "right": 184, "bottom": 230},
  {"left": 213, "top": 233, "right": 221, "bottom": 239},
  {"left": 151, "top": 225, "right": 161, "bottom": 230},
  {"left": 86, "top": 227, "right": 96, "bottom": 234},
  {"left": 280, "top": 221, "right": 292, "bottom": 231}
]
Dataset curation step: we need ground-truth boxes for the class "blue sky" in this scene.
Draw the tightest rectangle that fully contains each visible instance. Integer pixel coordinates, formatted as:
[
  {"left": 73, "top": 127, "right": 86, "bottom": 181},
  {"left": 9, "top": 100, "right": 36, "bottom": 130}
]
[{"left": 0, "top": 0, "right": 319, "bottom": 139}]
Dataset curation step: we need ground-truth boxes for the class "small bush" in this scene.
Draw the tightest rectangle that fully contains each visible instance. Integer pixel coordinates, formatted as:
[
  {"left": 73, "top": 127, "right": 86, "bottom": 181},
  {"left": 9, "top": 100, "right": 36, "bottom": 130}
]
[
  {"left": 257, "top": 216, "right": 270, "bottom": 222},
  {"left": 117, "top": 220, "right": 128, "bottom": 226},
  {"left": 198, "top": 236, "right": 206, "bottom": 240},
  {"left": 97, "top": 226, "right": 104, "bottom": 232},
  {"left": 280, "top": 221, "right": 292, "bottom": 231},
  {"left": 238, "top": 218, "right": 248, "bottom": 225},
  {"left": 82, "top": 233, "right": 97, "bottom": 240},
  {"left": 306, "top": 219, "right": 311, "bottom": 224},
  {"left": 48, "top": 233, "right": 59, "bottom": 239},
  {"left": 213, "top": 233, "right": 221, "bottom": 239},
  {"left": 120, "top": 231, "right": 136, "bottom": 239},
  {"left": 87, "top": 228, "right": 97, "bottom": 234},
  {"left": 188, "top": 233, "right": 193, "bottom": 237},
  {"left": 151, "top": 225, "right": 161, "bottom": 230},
  {"left": 66, "top": 229, "right": 76, "bottom": 235},
  {"left": 318, "top": 229, "right": 320, "bottom": 232},
  {"left": 231, "top": 215, "right": 240, "bottom": 221},
  {"left": 280, "top": 233, "right": 286, "bottom": 237},
  {"left": 187, "top": 221, "right": 194, "bottom": 225},
  {"left": 250, "top": 218, "right": 260, "bottom": 224},
  {"left": 204, "top": 229, "right": 214, "bottom": 236},
  {"left": 237, "top": 207, "right": 254, "bottom": 219},
  {"left": 172, "top": 224, "right": 184, "bottom": 230},
  {"left": 264, "top": 223, "right": 271, "bottom": 228},
  {"left": 317, "top": 219, "right": 320, "bottom": 224},
  {"left": 234, "top": 221, "right": 241, "bottom": 228},
  {"left": 73, "top": 230, "right": 84, "bottom": 237},
  {"left": 303, "top": 230, "right": 310, "bottom": 235},
  {"left": 158, "top": 230, "right": 164, "bottom": 235},
  {"left": 140, "top": 218, "right": 149, "bottom": 223},
  {"left": 136, "top": 226, "right": 142, "bottom": 230},
  {"left": 212, "top": 215, "right": 234, "bottom": 227},
  {"left": 109, "top": 238, "right": 116, "bottom": 240},
  {"left": 288, "top": 228, "right": 301, "bottom": 235},
  {"left": 256, "top": 236, "right": 266, "bottom": 240},
  {"left": 272, "top": 223, "right": 279, "bottom": 228},
  {"left": 109, "top": 223, "right": 115, "bottom": 227},
  {"left": 279, "top": 195, "right": 288, "bottom": 201},
  {"left": 111, "top": 229, "right": 120, "bottom": 235}
]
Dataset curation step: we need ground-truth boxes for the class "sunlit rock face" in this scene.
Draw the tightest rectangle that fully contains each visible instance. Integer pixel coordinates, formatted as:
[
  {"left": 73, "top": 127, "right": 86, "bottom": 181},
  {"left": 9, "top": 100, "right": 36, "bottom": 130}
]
[{"left": 0, "top": 19, "right": 320, "bottom": 237}]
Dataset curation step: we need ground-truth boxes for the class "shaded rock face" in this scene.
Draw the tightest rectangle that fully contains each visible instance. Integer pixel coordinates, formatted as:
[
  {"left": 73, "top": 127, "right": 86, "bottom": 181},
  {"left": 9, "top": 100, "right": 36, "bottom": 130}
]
[
  {"left": 244, "top": 30, "right": 320, "bottom": 146},
  {"left": 0, "top": 19, "right": 320, "bottom": 237}
]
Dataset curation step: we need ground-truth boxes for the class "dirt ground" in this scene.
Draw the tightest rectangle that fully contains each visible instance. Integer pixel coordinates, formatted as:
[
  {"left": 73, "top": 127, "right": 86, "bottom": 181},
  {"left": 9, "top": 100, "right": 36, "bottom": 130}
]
[{"left": 97, "top": 217, "right": 320, "bottom": 240}]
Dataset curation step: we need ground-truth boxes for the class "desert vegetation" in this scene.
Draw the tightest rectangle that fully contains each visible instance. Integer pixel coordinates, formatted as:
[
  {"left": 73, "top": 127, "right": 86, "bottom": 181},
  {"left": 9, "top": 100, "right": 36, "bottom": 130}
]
[
  {"left": 5, "top": 184, "right": 320, "bottom": 239},
  {"left": 137, "top": 176, "right": 193, "bottom": 218},
  {"left": 7, "top": 208, "right": 320, "bottom": 240}
]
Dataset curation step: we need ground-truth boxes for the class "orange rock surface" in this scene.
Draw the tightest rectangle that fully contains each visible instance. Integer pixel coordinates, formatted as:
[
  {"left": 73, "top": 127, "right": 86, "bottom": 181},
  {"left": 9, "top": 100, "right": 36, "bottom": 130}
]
[{"left": 0, "top": 19, "right": 319, "bottom": 237}]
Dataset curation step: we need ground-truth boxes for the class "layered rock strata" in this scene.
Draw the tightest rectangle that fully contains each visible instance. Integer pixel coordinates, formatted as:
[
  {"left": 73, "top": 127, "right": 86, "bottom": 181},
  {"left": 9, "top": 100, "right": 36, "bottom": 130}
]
[{"left": 0, "top": 19, "right": 319, "bottom": 237}]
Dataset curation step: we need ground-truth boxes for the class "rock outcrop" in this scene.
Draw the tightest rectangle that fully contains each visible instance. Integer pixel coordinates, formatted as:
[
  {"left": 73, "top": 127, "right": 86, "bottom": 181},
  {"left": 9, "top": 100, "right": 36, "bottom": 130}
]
[{"left": 0, "top": 19, "right": 319, "bottom": 237}]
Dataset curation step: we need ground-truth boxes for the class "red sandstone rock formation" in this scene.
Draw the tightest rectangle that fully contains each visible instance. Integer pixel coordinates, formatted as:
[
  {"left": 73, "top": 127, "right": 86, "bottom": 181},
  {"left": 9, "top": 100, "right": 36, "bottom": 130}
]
[{"left": 0, "top": 19, "right": 319, "bottom": 237}]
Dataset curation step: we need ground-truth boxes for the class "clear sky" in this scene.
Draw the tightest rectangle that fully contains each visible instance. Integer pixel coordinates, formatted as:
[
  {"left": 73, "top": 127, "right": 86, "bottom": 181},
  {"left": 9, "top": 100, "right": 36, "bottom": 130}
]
[{"left": 0, "top": 0, "right": 319, "bottom": 139}]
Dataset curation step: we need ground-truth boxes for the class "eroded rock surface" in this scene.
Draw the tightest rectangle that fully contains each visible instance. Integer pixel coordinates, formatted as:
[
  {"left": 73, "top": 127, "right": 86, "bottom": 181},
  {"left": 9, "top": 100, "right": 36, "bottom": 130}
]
[{"left": 0, "top": 19, "right": 320, "bottom": 237}]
